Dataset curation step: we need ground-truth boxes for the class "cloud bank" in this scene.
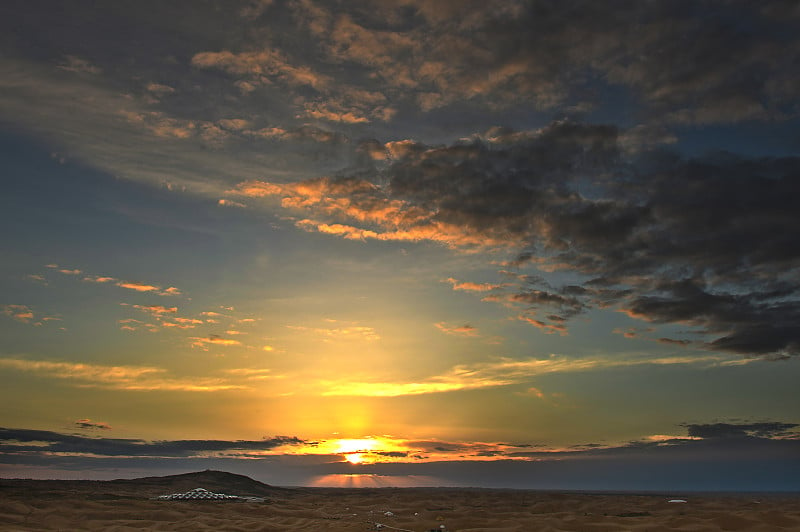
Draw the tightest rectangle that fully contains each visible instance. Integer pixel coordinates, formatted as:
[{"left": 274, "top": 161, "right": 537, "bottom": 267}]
[{"left": 227, "top": 121, "right": 800, "bottom": 359}]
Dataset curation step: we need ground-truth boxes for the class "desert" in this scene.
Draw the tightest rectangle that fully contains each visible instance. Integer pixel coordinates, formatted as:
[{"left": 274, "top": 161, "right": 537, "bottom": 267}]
[{"left": 1, "top": 471, "right": 798, "bottom": 531}]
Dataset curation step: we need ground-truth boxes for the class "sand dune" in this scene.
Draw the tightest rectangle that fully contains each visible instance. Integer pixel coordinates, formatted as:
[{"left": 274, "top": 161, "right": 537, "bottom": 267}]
[{"left": 1, "top": 471, "right": 798, "bottom": 531}]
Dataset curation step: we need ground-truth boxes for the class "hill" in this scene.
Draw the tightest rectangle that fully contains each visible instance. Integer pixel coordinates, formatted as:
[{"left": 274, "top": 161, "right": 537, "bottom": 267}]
[{"left": 0, "top": 470, "right": 286, "bottom": 500}]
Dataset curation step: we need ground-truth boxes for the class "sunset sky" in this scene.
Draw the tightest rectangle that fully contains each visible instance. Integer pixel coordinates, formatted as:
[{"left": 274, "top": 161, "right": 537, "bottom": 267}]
[{"left": 1, "top": 0, "right": 799, "bottom": 490}]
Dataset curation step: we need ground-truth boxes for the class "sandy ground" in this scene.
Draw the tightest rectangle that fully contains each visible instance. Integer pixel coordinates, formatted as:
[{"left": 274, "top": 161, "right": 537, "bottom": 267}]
[{"left": 1, "top": 471, "right": 799, "bottom": 531}]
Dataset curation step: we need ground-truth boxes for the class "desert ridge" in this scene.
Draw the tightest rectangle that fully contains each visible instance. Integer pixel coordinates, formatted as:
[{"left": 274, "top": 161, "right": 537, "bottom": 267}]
[{"left": 1, "top": 470, "right": 799, "bottom": 531}]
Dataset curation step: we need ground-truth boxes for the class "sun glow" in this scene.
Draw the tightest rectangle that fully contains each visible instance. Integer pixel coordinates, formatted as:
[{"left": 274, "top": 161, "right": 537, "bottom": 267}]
[{"left": 334, "top": 438, "right": 378, "bottom": 464}]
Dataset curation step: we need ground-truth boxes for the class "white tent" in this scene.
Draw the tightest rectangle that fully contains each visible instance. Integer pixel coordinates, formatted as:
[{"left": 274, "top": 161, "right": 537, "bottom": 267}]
[{"left": 154, "top": 487, "right": 264, "bottom": 502}]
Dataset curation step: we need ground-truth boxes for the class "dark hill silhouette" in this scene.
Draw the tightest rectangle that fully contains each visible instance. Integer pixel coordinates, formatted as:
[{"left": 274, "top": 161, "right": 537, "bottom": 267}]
[
  {"left": 0, "top": 470, "right": 288, "bottom": 500},
  {"left": 114, "top": 469, "right": 285, "bottom": 497}
]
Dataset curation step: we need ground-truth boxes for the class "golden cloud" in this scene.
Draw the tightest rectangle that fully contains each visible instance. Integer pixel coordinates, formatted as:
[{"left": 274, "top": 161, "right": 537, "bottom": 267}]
[
  {"left": 286, "top": 322, "right": 380, "bottom": 342},
  {"left": 319, "top": 353, "right": 741, "bottom": 397},
  {"left": 0, "top": 357, "right": 247, "bottom": 392}
]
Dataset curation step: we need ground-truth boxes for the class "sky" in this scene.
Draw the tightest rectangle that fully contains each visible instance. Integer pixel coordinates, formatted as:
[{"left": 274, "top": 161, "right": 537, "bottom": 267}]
[{"left": 1, "top": 0, "right": 799, "bottom": 491}]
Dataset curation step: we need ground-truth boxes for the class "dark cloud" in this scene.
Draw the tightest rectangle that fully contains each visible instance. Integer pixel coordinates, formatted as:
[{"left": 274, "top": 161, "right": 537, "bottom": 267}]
[
  {"left": 73, "top": 419, "right": 111, "bottom": 431},
  {"left": 241, "top": 117, "right": 800, "bottom": 358},
  {"left": 683, "top": 422, "right": 800, "bottom": 439},
  {"left": 3, "top": 424, "right": 798, "bottom": 490},
  {"left": 368, "top": 123, "right": 800, "bottom": 358},
  {"left": 0, "top": 428, "right": 306, "bottom": 457},
  {"left": 4, "top": 0, "right": 795, "bottom": 135}
]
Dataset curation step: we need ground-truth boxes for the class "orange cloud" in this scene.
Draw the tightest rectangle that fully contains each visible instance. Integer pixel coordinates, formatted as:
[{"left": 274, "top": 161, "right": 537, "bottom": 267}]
[
  {"left": 47, "top": 265, "right": 183, "bottom": 297},
  {"left": 444, "top": 277, "right": 506, "bottom": 292},
  {"left": 435, "top": 322, "right": 479, "bottom": 337},
  {"left": 84, "top": 275, "right": 118, "bottom": 283},
  {"left": 304, "top": 103, "right": 369, "bottom": 124},
  {"left": 517, "top": 315, "right": 568, "bottom": 335},
  {"left": 131, "top": 304, "right": 178, "bottom": 316},
  {"left": 190, "top": 334, "right": 243, "bottom": 350},
  {"left": 2, "top": 304, "right": 35, "bottom": 323},
  {"left": 218, "top": 198, "right": 247, "bottom": 208},
  {"left": 520, "top": 386, "right": 546, "bottom": 399},
  {"left": 191, "top": 49, "right": 330, "bottom": 90},
  {"left": 174, "top": 317, "right": 203, "bottom": 325},
  {"left": 2, "top": 305, "right": 60, "bottom": 327},
  {"left": 117, "top": 281, "right": 161, "bottom": 292},
  {"left": 159, "top": 286, "right": 182, "bottom": 296},
  {"left": 225, "top": 177, "right": 510, "bottom": 250}
]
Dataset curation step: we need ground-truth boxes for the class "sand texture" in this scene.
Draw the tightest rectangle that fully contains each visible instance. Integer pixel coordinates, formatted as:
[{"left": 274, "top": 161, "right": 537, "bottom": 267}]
[{"left": 1, "top": 471, "right": 799, "bottom": 531}]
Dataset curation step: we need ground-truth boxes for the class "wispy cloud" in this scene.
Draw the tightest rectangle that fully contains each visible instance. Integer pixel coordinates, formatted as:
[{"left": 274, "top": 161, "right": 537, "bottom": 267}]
[
  {"left": 0, "top": 428, "right": 307, "bottom": 458},
  {"left": 444, "top": 278, "right": 507, "bottom": 292},
  {"left": 320, "top": 353, "right": 750, "bottom": 397},
  {"left": 435, "top": 322, "right": 479, "bottom": 337},
  {"left": 286, "top": 321, "right": 379, "bottom": 342},
  {"left": 57, "top": 55, "right": 101, "bottom": 75},
  {"left": 2, "top": 304, "right": 35, "bottom": 323},
  {"left": 0, "top": 357, "right": 245, "bottom": 392},
  {"left": 47, "top": 264, "right": 183, "bottom": 297},
  {"left": 190, "top": 334, "right": 243, "bottom": 350},
  {"left": 2, "top": 304, "right": 60, "bottom": 327}
]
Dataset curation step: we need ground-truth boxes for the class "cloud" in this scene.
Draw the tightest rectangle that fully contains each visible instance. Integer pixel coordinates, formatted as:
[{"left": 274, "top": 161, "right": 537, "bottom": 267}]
[
  {"left": 130, "top": 304, "right": 178, "bottom": 316},
  {"left": 116, "top": 281, "right": 161, "bottom": 293},
  {"left": 0, "top": 428, "right": 306, "bottom": 458},
  {"left": 233, "top": 119, "right": 800, "bottom": 359},
  {"left": 444, "top": 278, "right": 506, "bottom": 292},
  {"left": 2, "top": 423, "right": 797, "bottom": 490},
  {"left": 52, "top": 265, "right": 182, "bottom": 297},
  {"left": 0, "top": 357, "right": 245, "bottom": 392},
  {"left": 434, "top": 322, "right": 478, "bottom": 337},
  {"left": 275, "top": 1, "right": 800, "bottom": 123},
  {"left": 683, "top": 422, "right": 799, "bottom": 440},
  {"left": 2, "top": 304, "right": 35, "bottom": 323},
  {"left": 74, "top": 419, "right": 112, "bottom": 430},
  {"left": 223, "top": 368, "right": 277, "bottom": 381},
  {"left": 190, "top": 334, "right": 243, "bottom": 350},
  {"left": 286, "top": 321, "right": 379, "bottom": 342},
  {"left": 0, "top": 357, "right": 161, "bottom": 382},
  {"left": 218, "top": 198, "right": 247, "bottom": 208},
  {"left": 320, "top": 352, "right": 739, "bottom": 397},
  {"left": 145, "top": 82, "right": 175, "bottom": 96},
  {"left": 84, "top": 275, "right": 118, "bottom": 284},
  {"left": 191, "top": 49, "right": 330, "bottom": 91},
  {"left": 57, "top": 55, "right": 101, "bottom": 75},
  {"left": 516, "top": 315, "right": 567, "bottom": 336},
  {"left": 2, "top": 305, "right": 59, "bottom": 327}
]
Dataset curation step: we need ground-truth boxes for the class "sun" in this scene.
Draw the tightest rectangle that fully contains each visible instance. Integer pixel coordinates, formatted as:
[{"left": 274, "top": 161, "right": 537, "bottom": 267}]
[{"left": 334, "top": 438, "right": 377, "bottom": 465}]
